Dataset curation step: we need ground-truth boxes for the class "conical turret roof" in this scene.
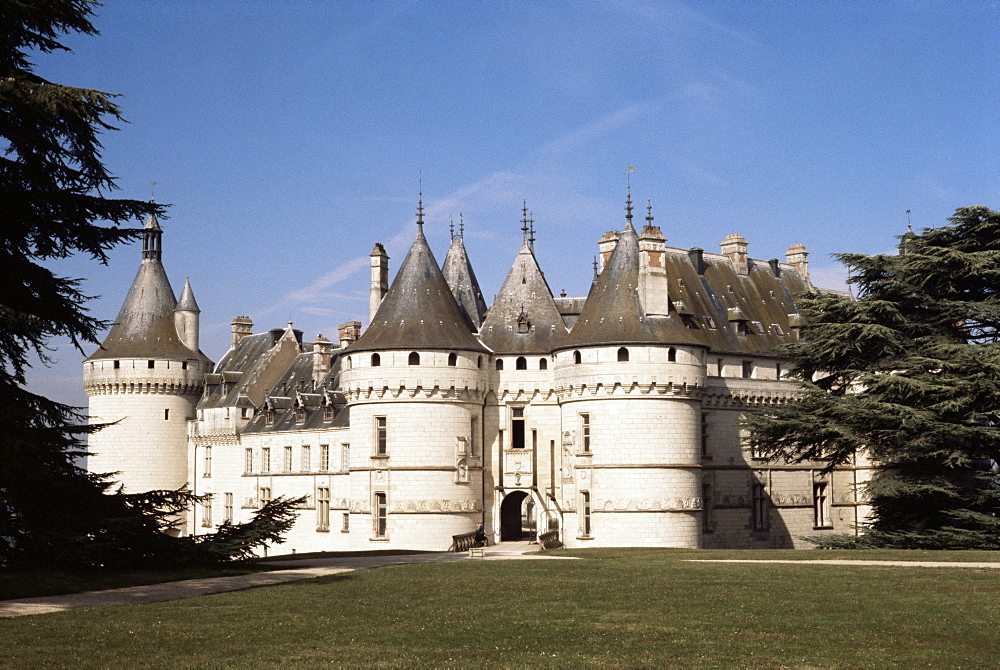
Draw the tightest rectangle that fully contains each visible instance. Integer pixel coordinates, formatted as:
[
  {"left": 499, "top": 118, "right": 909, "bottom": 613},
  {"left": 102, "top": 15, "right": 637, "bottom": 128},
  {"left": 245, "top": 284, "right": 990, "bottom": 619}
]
[
  {"left": 87, "top": 222, "right": 209, "bottom": 362},
  {"left": 347, "top": 223, "right": 485, "bottom": 352},
  {"left": 176, "top": 277, "right": 200, "bottom": 312},
  {"left": 562, "top": 220, "right": 698, "bottom": 348},
  {"left": 480, "top": 238, "right": 567, "bottom": 353},
  {"left": 442, "top": 235, "right": 487, "bottom": 331}
]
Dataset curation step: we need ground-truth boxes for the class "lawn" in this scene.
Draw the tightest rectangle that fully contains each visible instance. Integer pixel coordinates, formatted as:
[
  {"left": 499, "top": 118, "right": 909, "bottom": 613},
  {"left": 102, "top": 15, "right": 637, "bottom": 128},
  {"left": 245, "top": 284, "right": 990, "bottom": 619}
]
[{"left": 2, "top": 548, "right": 998, "bottom": 668}]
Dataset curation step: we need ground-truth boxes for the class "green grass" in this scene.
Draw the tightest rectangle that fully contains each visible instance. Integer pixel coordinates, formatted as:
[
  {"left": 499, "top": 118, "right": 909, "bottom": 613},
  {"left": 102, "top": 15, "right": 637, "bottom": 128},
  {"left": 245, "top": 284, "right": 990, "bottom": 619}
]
[
  {"left": 0, "top": 565, "right": 276, "bottom": 601},
  {"left": 2, "top": 548, "right": 998, "bottom": 668}
]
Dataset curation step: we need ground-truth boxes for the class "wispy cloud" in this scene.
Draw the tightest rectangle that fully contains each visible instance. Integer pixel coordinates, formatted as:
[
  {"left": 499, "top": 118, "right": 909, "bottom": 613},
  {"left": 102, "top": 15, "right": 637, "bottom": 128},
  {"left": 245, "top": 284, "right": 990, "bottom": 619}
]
[{"left": 680, "top": 163, "right": 730, "bottom": 187}]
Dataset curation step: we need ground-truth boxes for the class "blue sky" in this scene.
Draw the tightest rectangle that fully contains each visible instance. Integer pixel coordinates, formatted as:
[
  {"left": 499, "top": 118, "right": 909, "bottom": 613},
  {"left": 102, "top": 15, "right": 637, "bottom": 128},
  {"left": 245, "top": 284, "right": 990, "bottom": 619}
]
[{"left": 27, "top": 0, "right": 999, "bottom": 408}]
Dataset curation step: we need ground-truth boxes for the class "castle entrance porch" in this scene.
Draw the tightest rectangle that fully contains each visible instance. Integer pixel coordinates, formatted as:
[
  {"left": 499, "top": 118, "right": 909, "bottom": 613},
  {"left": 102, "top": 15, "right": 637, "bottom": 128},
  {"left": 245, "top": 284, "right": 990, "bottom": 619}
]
[{"left": 499, "top": 490, "right": 536, "bottom": 541}]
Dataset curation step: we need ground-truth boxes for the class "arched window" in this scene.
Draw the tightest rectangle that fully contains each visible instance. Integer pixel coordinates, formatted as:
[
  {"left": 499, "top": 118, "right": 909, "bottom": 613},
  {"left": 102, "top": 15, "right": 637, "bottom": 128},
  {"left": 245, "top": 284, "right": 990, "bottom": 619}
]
[
  {"left": 573, "top": 350, "right": 581, "bottom": 365},
  {"left": 408, "top": 351, "right": 420, "bottom": 366},
  {"left": 345, "top": 356, "right": 352, "bottom": 370},
  {"left": 495, "top": 359, "right": 504, "bottom": 371},
  {"left": 371, "top": 353, "right": 381, "bottom": 367},
  {"left": 539, "top": 358, "right": 548, "bottom": 370},
  {"left": 617, "top": 347, "right": 629, "bottom": 362},
  {"left": 516, "top": 356, "right": 527, "bottom": 370},
  {"left": 668, "top": 347, "right": 677, "bottom": 362},
  {"left": 448, "top": 352, "right": 457, "bottom": 367}
]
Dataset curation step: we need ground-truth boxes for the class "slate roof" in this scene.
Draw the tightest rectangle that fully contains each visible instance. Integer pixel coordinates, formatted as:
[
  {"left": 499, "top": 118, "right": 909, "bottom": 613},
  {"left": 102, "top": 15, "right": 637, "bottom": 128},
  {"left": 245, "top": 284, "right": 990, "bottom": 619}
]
[
  {"left": 87, "top": 222, "right": 210, "bottom": 363},
  {"left": 441, "top": 236, "right": 488, "bottom": 331},
  {"left": 347, "top": 223, "right": 486, "bottom": 353},
  {"left": 176, "top": 278, "right": 200, "bottom": 312},
  {"left": 479, "top": 239, "right": 568, "bottom": 354}
]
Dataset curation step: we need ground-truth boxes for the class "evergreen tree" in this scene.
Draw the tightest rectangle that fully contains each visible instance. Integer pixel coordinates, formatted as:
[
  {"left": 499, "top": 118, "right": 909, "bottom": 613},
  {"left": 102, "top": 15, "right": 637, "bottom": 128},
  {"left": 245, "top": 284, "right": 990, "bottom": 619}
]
[
  {"left": 747, "top": 207, "right": 1000, "bottom": 549},
  {"left": 1, "top": 2, "right": 300, "bottom": 567}
]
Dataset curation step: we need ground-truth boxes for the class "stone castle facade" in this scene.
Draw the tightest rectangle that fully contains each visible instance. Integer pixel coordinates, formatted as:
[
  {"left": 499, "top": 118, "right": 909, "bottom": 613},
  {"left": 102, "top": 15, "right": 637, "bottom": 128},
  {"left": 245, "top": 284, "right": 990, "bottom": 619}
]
[{"left": 84, "top": 192, "right": 871, "bottom": 551}]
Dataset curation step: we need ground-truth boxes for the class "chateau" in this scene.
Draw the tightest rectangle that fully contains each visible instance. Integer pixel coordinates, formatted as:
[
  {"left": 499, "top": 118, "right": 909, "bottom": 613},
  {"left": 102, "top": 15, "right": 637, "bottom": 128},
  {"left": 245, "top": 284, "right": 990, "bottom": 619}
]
[{"left": 84, "top": 190, "right": 871, "bottom": 552}]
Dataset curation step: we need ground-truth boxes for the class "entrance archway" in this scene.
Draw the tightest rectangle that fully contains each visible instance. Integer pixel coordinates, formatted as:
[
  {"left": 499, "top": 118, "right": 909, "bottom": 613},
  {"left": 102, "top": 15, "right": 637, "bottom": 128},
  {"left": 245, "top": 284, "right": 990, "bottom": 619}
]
[{"left": 500, "top": 491, "right": 530, "bottom": 541}]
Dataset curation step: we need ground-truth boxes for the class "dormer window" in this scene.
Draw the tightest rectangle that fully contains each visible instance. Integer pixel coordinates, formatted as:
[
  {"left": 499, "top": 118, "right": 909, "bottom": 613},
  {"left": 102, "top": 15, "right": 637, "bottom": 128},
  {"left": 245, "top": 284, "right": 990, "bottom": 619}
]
[
  {"left": 324, "top": 404, "right": 334, "bottom": 421},
  {"left": 295, "top": 407, "right": 306, "bottom": 423},
  {"left": 265, "top": 409, "right": 275, "bottom": 425}
]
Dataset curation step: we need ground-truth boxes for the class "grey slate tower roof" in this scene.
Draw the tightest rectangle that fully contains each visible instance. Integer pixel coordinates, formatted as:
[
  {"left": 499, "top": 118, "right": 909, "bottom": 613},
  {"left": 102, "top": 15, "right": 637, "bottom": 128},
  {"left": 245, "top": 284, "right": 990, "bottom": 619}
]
[
  {"left": 87, "top": 214, "right": 210, "bottom": 362},
  {"left": 175, "top": 277, "right": 200, "bottom": 312},
  {"left": 562, "top": 219, "right": 700, "bottom": 348},
  {"left": 347, "top": 219, "right": 486, "bottom": 353},
  {"left": 479, "top": 238, "right": 568, "bottom": 353},
  {"left": 441, "top": 235, "right": 487, "bottom": 331}
]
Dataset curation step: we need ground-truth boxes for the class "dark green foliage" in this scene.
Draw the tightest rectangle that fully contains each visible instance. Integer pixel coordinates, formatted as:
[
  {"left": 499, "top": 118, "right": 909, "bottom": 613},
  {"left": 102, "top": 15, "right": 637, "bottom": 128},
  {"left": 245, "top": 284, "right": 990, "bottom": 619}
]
[
  {"left": 193, "top": 496, "right": 307, "bottom": 564},
  {"left": 747, "top": 207, "right": 1000, "bottom": 549},
  {"left": 1, "top": 2, "right": 301, "bottom": 569}
]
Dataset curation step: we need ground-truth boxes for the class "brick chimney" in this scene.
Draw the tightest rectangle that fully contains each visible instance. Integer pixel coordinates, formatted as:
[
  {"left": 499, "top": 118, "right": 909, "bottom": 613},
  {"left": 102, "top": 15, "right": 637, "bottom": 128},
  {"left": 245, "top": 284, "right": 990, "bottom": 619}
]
[
  {"left": 338, "top": 321, "right": 361, "bottom": 349},
  {"left": 597, "top": 231, "right": 620, "bottom": 274},
  {"left": 230, "top": 315, "right": 253, "bottom": 348},
  {"left": 720, "top": 234, "right": 749, "bottom": 276},
  {"left": 312, "top": 335, "right": 333, "bottom": 383},
  {"left": 638, "top": 224, "right": 670, "bottom": 316},
  {"left": 370, "top": 243, "right": 389, "bottom": 324}
]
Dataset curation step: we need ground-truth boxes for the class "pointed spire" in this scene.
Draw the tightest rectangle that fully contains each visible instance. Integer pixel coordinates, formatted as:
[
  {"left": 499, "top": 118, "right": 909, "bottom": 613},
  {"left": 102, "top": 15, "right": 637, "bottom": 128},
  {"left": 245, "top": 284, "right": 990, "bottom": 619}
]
[
  {"left": 624, "top": 185, "right": 634, "bottom": 231},
  {"left": 442, "top": 218, "right": 488, "bottom": 331},
  {"left": 176, "top": 277, "right": 200, "bottom": 312},
  {"left": 142, "top": 202, "right": 163, "bottom": 261}
]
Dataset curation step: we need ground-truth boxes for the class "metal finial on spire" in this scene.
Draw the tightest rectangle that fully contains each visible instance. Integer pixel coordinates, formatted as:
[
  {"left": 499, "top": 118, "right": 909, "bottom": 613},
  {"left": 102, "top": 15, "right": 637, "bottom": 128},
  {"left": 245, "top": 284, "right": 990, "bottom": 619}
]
[
  {"left": 593, "top": 256, "right": 599, "bottom": 280},
  {"left": 646, "top": 198, "right": 654, "bottom": 225},
  {"left": 459, "top": 212, "right": 464, "bottom": 239},
  {"left": 625, "top": 184, "right": 634, "bottom": 224},
  {"left": 150, "top": 180, "right": 158, "bottom": 202},
  {"left": 906, "top": 209, "right": 912, "bottom": 232},
  {"left": 528, "top": 211, "right": 536, "bottom": 250},
  {"left": 521, "top": 200, "right": 529, "bottom": 241},
  {"left": 449, "top": 215, "right": 455, "bottom": 240}
]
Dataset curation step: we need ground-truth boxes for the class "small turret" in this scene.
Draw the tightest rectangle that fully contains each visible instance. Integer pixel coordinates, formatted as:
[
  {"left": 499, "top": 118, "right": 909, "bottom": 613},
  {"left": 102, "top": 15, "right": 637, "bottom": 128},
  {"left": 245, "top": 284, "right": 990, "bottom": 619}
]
[{"left": 174, "top": 277, "right": 200, "bottom": 353}]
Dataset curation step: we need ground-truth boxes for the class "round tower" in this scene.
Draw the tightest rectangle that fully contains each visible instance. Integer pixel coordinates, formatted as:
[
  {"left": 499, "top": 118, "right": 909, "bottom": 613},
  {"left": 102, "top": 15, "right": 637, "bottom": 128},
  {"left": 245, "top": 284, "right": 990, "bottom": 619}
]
[
  {"left": 554, "top": 194, "right": 708, "bottom": 548},
  {"left": 83, "top": 213, "right": 212, "bottom": 502},
  {"left": 341, "top": 200, "right": 488, "bottom": 550}
]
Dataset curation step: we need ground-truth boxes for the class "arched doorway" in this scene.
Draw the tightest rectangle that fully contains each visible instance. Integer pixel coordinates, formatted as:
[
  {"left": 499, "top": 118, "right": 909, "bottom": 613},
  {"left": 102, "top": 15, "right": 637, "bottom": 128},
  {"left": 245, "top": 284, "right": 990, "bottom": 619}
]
[{"left": 500, "top": 491, "right": 531, "bottom": 541}]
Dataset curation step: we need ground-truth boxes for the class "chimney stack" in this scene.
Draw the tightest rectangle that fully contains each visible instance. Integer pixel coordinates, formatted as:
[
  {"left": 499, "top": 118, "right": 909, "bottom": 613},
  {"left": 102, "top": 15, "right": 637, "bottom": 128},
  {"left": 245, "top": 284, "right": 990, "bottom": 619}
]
[
  {"left": 638, "top": 224, "right": 670, "bottom": 316},
  {"left": 231, "top": 316, "right": 253, "bottom": 349},
  {"left": 720, "top": 234, "right": 749, "bottom": 276},
  {"left": 597, "top": 231, "right": 620, "bottom": 274},
  {"left": 785, "top": 244, "right": 810, "bottom": 287},
  {"left": 338, "top": 321, "right": 361, "bottom": 349},
  {"left": 312, "top": 335, "right": 333, "bottom": 383},
  {"left": 370, "top": 243, "right": 389, "bottom": 323}
]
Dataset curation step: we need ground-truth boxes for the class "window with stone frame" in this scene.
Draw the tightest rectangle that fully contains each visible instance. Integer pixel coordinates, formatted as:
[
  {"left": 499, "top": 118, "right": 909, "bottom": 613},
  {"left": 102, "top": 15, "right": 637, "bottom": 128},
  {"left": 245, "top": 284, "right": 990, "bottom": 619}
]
[
  {"left": 201, "top": 494, "right": 213, "bottom": 528},
  {"left": 224, "top": 493, "right": 233, "bottom": 524},
  {"left": 580, "top": 413, "right": 591, "bottom": 453},
  {"left": 580, "top": 491, "right": 592, "bottom": 537},
  {"left": 283, "top": 445, "right": 293, "bottom": 472},
  {"left": 323, "top": 403, "right": 334, "bottom": 421},
  {"left": 341, "top": 443, "right": 350, "bottom": 472},
  {"left": 261, "top": 447, "right": 271, "bottom": 473},
  {"left": 751, "top": 481, "right": 769, "bottom": 530},
  {"left": 203, "top": 445, "right": 212, "bottom": 477},
  {"left": 374, "top": 492, "right": 387, "bottom": 538},
  {"left": 244, "top": 448, "right": 253, "bottom": 474},
  {"left": 813, "top": 481, "right": 832, "bottom": 528},
  {"left": 301, "top": 445, "right": 311, "bottom": 472},
  {"left": 375, "top": 417, "right": 387, "bottom": 455},
  {"left": 316, "top": 487, "right": 330, "bottom": 531},
  {"left": 342, "top": 512, "right": 350, "bottom": 533},
  {"left": 259, "top": 487, "right": 272, "bottom": 508},
  {"left": 319, "top": 444, "right": 330, "bottom": 471}
]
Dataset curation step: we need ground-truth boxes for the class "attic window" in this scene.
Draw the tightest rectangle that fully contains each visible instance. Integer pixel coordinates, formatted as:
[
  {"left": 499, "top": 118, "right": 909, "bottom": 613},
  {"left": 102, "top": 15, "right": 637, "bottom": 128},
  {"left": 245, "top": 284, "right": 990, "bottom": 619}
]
[
  {"left": 752, "top": 321, "right": 764, "bottom": 333},
  {"left": 408, "top": 352, "right": 420, "bottom": 366},
  {"left": 573, "top": 351, "right": 582, "bottom": 365},
  {"left": 295, "top": 408, "right": 306, "bottom": 423},
  {"left": 148, "top": 360, "right": 155, "bottom": 369},
  {"left": 705, "top": 317, "right": 717, "bottom": 329},
  {"left": 681, "top": 314, "right": 698, "bottom": 329},
  {"left": 496, "top": 359, "right": 504, "bottom": 371},
  {"left": 617, "top": 347, "right": 629, "bottom": 362},
  {"left": 324, "top": 404, "right": 334, "bottom": 421},
  {"left": 448, "top": 353, "right": 457, "bottom": 367},
  {"left": 539, "top": 358, "right": 547, "bottom": 370},
  {"left": 371, "top": 353, "right": 381, "bottom": 367},
  {"left": 265, "top": 409, "right": 275, "bottom": 425},
  {"left": 771, "top": 324, "right": 784, "bottom": 336},
  {"left": 516, "top": 357, "right": 527, "bottom": 370},
  {"left": 241, "top": 407, "right": 249, "bottom": 419}
]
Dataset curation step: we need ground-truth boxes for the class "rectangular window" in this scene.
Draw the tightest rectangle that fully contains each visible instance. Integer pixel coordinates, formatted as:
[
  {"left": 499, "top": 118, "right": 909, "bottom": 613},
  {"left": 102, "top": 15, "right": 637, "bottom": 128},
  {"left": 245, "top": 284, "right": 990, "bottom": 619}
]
[
  {"left": 814, "top": 482, "right": 831, "bottom": 528},
  {"left": 581, "top": 491, "right": 592, "bottom": 537},
  {"left": 701, "top": 413, "right": 710, "bottom": 459},
  {"left": 261, "top": 447, "right": 271, "bottom": 473},
  {"left": 471, "top": 417, "right": 479, "bottom": 456},
  {"left": 284, "top": 446, "right": 293, "bottom": 472},
  {"left": 317, "top": 487, "right": 330, "bottom": 531},
  {"left": 375, "top": 416, "right": 387, "bottom": 455},
  {"left": 702, "top": 482, "right": 714, "bottom": 532},
  {"left": 259, "top": 487, "right": 271, "bottom": 508},
  {"left": 752, "top": 482, "right": 768, "bottom": 530},
  {"left": 244, "top": 448, "right": 253, "bottom": 474},
  {"left": 742, "top": 360, "right": 754, "bottom": 379},
  {"left": 341, "top": 443, "right": 350, "bottom": 472},
  {"left": 319, "top": 444, "right": 330, "bottom": 471},
  {"left": 512, "top": 407, "right": 525, "bottom": 449},
  {"left": 580, "top": 413, "right": 591, "bottom": 453},
  {"left": 164, "top": 408, "right": 170, "bottom": 420},
  {"left": 224, "top": 493, "right": 233, "bottom": 524},
  {"left": 148, "top": 360, "right": 155, "bottom": 369},
  {"left": 204, "top": 445, "right": 212, "bottom": 477},
  {"left": 201, "top": 495, "right": 213, "bottom": 528},
  {"left": 301, "top": 445, "right": 310, "bottom": 472},
  {"left": 342, "top": 512, "right": 350, "bottom": 533},
  {"left": 374, "top": 492, "right": 387, "bottom": 538}
]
